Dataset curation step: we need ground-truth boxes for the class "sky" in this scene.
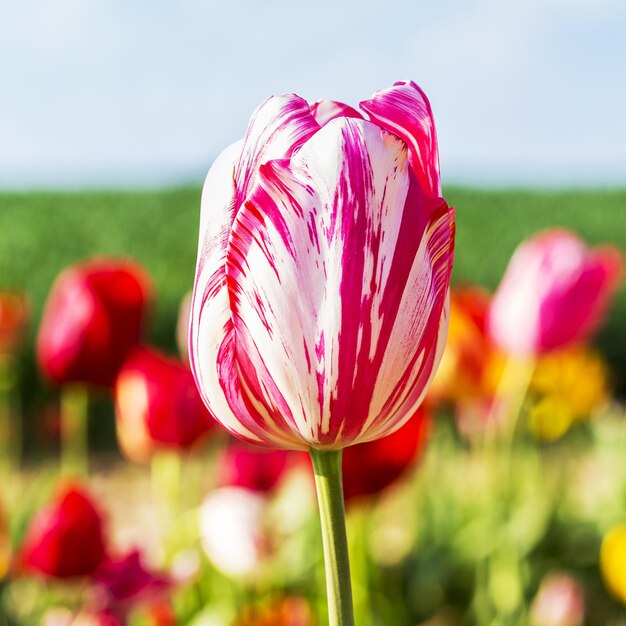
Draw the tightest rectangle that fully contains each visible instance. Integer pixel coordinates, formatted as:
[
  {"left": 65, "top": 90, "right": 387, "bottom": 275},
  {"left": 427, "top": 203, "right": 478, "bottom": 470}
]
[{"left": 1, "top": 0, "right": 625, "bottom": 189}]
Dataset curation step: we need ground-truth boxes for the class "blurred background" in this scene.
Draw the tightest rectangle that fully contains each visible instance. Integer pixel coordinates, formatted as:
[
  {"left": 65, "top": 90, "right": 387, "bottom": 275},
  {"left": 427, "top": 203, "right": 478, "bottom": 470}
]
[{"left": 1, "top": 1, "right": 626, "bottom": 625}]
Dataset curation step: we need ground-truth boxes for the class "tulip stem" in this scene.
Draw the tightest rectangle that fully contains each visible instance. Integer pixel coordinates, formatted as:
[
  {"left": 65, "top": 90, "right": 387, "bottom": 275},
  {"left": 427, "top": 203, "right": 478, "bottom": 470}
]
[
  {"left": 309, "top": 448, "right": 354, "bottom": 626},
  {"left": 60, "top": 384, "right": 89, "bottom": 476}
]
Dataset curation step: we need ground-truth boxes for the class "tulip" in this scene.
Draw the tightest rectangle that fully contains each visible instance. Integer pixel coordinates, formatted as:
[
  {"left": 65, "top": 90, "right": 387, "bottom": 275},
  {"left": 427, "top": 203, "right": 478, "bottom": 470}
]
[
  {"left": 529, "top": 572, "right": 585, "bottom": 626},
  {"left": 0, "top": 290, "right": 29, "bottom": 355},
  {"left": 199, "top": 486, "right": 270, "bottom": 578},
  {"left": 92, "top": 550, "right": 171, "bottom": 620},
  {"left": 115, "top": 345, "right": 216, "bottom": 456},
  {"left": 487, "top": 230, "right": 622, "bottom": 356},
  {"left": 37, "top": 259, "right": 152, "bottom": 388},
  {"left": 528, "top": 346, "right": 609, "bottom": 442},
  {"left": 189, "top": 80, "right": 453, "bottom": 450},
  {"left": 235, "top": 597, "right": 314, "bottom": 626},
  {"left": 0, "top": 291, "right": 29, "bottom": 474},
  {"left": 342, "top": 405, "right": 429, "bottom": 502},
  {"left": 217, "top": 439, "right": 292, "bottom": 493},
  {"left": 189, "top": 81, "right": 453, "bottom": 626},
  {"left": 601, "top": 524, "right": 626, "bottom": 605},
  {"left": 20, "top": 483, "right": 107, "bottom": 579}
]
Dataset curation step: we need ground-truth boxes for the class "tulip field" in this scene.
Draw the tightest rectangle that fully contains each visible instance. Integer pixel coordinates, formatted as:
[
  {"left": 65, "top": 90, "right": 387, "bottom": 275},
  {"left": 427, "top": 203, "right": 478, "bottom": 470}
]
[{"left": 1, "top": 178, "right": 625, "bottom": 626}]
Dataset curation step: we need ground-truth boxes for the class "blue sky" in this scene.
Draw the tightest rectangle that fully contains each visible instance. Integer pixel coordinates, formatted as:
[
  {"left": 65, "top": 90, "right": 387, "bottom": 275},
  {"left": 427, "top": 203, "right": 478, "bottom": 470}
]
[{"left": 1, "top": 0, "right": 625, "bottom": 188}]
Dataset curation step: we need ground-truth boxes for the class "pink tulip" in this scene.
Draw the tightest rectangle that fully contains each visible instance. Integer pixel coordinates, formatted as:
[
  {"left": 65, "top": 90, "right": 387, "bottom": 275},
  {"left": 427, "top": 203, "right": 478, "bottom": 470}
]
[
  {"left": 488, "top": 230, "right": 622, "bottom": 355},
  {"left": 530, "top": 572, "right": 585, "bottom": 626},
  {"left": 189, "top": 81, "right": 455, "bottom": 450}
]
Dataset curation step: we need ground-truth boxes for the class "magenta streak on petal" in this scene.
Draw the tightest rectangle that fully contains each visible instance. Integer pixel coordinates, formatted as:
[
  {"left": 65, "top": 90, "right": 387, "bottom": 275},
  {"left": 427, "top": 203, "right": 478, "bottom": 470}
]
[
  {"left": 222, "top": 118, "right": 454, "bottom": 448},
  {"left": 309, "top": 99, "right": 363, "bottom": 126},
  {"left": 368, "top": 205, "right": 455, "bottom": 439},
  {"left": 360, "top": 80, "right": 441, "bottom": 198},
  {"left": 326, "top": 133, "right": 451, "bottom": 444},
  {"left": 216, "top": 327, "right": 302, "bottom": 447},
  {"left": 234, "top": 96, "right": 320, "bottom": 213}
]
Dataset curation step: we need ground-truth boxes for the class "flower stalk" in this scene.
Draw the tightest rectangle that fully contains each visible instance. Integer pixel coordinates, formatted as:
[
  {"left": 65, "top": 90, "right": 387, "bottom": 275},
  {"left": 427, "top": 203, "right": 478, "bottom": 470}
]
[
  {"left": 60, "top": 384, "right": 89, "bottom": 476},
  {"left": 310, "top": 448, "right": 355, "bottom": 626}
]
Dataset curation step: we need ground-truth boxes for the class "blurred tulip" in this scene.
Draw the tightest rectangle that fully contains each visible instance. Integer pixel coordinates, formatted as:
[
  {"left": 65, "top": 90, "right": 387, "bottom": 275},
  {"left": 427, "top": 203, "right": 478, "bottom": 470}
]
[
  {"left": 528, "top": 346, "right": 609, "bottom": 442},
  {"left": 601, "top": 524, "right": 626, "bottom": 605},
  {"left": 429, "top": 286, "right": 493, "bottom": 405},
  {"left": 20, "top": 483, "right": 107, "bottom": 578},
  {"left": 199, "top": 487, "right": 270, "bottom": 578},
  {"left": 92, "top": 550, "right": 171, "bottom": 620},
  {"left": 115, "top": 345, "right": 215, "bottom": 459},
  {"left": 217, "top": 439, "right": 292, "bottom": 493},
  {"left": 189, "top": 80, "right": 454, "bottom": 450},
  {"left": 235, "top": 597, "right": 313, "bottom": 626},
  {"left": 342, "top": 405, "right": 430, "bottom": 502},
  {"left": 487, "top": 230, "right": 622, "bottom": 356},
  {"left": 0, "top": 290, "right": 29, "bottom": 355},
  {"left": 37, "top": 259, "right": 152, "bottom": 387},
  {"left": 529, "top": 572, "right": 585, "bottom": 626}
]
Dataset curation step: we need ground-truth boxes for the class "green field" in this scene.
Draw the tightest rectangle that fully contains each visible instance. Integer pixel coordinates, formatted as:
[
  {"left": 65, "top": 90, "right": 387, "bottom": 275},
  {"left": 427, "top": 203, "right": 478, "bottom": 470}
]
[{"left": 0, "top": 187, "right": 625, "bottom": 398}]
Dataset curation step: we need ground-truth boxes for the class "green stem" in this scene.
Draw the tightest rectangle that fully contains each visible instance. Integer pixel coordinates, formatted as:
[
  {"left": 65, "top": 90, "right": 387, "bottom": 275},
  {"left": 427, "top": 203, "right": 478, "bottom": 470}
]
[
  {"left": 60, "top": 384, "right": 89, "bottom": 476},
  {"left": 309, "top": 448, "right": 354, "bottom": 626},
  {"left": 0, "top": 356, "right": 20, "bottom": 476}
]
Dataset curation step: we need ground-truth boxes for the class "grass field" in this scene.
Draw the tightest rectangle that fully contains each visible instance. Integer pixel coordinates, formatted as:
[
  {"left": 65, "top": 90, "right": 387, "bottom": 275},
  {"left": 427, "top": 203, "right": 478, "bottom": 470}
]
[{"left": 0, "top": 186, "right": 624, "bottom": 398}]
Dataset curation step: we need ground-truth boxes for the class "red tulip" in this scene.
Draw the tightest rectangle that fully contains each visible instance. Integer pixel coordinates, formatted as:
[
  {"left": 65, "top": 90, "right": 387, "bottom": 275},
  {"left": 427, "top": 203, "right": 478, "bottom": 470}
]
[
  {"left": 115, "top": 345, "right": 215, "bottom": 456},
  {"left": 217, "top": 439, "right": 292, "bottom": 493},
  {"left": 189, "top": 81, "right": 454, "bottom": 450},
  {"left": 488, "top": 230, "right": 623, "bottom": 355},
  {"left": 20, "top": 483, "right": 107, "bottom": 578},
  {"left": 341, "top": 406, "right": 430, "bottom": 502},
  {"left": 37, "top": 259, "right": 152, "bottom": 387},
  {"left": 0, "top": 291, "right": 30, "bottom": 354}
]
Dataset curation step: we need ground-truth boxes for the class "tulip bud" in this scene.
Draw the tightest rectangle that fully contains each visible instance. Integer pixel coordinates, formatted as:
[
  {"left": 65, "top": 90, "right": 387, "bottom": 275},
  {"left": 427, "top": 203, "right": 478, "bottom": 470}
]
[
  {"left": 189, "top": 81, "right": 454, "bottom": 450},
  {"left": 488, "top": 230, "right": 622, "bottom": 356},
  {"left": 20, "top": 483, "right": 107, "bottom": 578},
  {"left": 115, "top": 345, "right": 216, "bottom": 459},
  {"left": 37, "top": 259, "right": 152, "bottom": 387}
]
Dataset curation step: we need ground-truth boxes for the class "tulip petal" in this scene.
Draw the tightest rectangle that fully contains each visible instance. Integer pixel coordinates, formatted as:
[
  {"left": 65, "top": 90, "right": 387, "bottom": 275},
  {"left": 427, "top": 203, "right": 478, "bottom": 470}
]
[
  {"left": 223, "top": 118, "right": 454, "bottom": 448},
  {"left": 190, "top": 141, "right": 266, "bottom": 443},
  {"left": 190, "top": 97, "right": 321, "bottom": 446},
  {"left": 309, "top": 99, "right": 363, "bottom": 126},
  {"left": 360, "top": 80, "right": 441, "bottom": 198},
  {"left": 235, "top": 94, "right": 320, "bottom": 207}
]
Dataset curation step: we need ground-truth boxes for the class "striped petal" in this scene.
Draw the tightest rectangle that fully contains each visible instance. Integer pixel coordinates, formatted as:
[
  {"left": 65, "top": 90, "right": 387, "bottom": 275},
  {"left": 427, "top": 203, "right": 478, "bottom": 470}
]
[
  {"left": 190, "top": 97, "right": 321, "bottom": 445},
  {"left": 235, "top": 94, "right": 320, "bottom": 207},
  {"left": 360, "top": 80, "right": 441, "bottom": 198},
  {"left": 189, "top": 140, "right": 265, "bottom": 441},
  {"left": 309, "top": 99, "right": 363, "bottom": 126},
  {"left": 222, "top": 118, "right": 454, "bottom": 448}
]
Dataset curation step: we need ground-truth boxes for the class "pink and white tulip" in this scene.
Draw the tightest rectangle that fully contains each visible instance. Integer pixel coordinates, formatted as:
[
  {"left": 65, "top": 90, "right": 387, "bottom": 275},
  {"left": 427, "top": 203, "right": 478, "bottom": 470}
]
[
  {"left": 487, "top": 230, "right": 622, "bottom": 356},
  {"left": 189, "top": 81, "right": 455, "bottom": 450}
]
